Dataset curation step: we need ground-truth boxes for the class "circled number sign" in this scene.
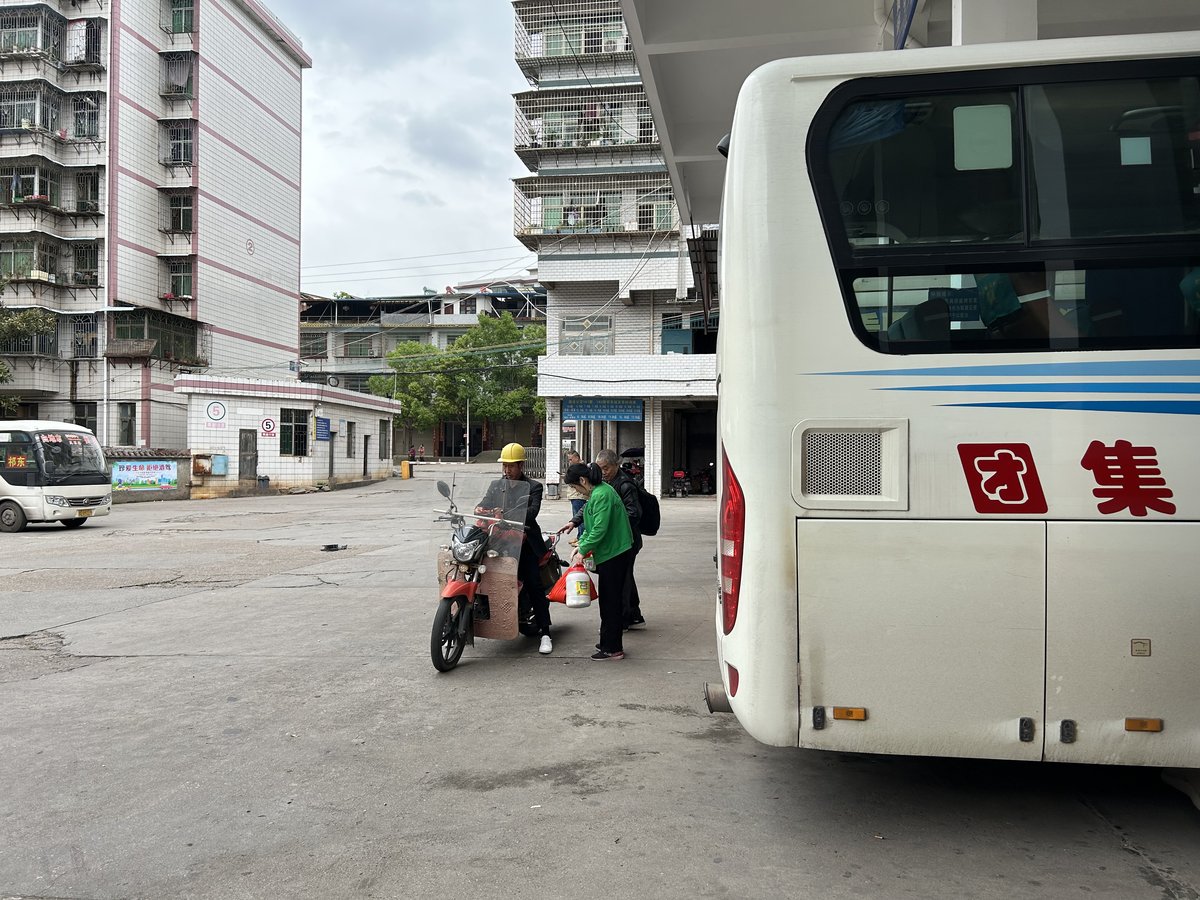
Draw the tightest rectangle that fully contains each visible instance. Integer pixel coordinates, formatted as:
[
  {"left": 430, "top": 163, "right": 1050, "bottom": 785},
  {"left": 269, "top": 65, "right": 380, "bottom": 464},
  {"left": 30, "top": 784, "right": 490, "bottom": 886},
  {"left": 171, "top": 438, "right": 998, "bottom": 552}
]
[
  {"left": 260, "top": 417, "right": 278, "bottom": 437},
  {"left": 206, "top": 401, "right": 227, "bottom": 422},
  {"left": 246, "top": 239, "right": 255, "bottom": 255}
]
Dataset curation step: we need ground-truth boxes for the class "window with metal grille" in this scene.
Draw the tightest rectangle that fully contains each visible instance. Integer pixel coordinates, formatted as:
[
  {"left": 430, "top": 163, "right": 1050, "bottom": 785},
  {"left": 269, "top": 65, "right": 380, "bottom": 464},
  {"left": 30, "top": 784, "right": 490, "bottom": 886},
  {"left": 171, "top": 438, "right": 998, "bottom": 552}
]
[
  {"left": 73, "top": 402, "right": 96, "bottom": 434},
  {"left": 346, "top": 421, "right": 356, "bottom": 458},
  {"left": 560, "top": 315, "right": 612, "bottom": 355},
  {"left": 73, "top": 244, "right": 98, "bottom": 286},
  {"left": 162, "top": 120, "right": 194, "bottom": 164},
  {"left": 378, "top": 420, "right": 390, "bottom": 459},
  {"left": 72, "top": 95, "right": 99, "bottom": 139},
  {"left": 118, "top": 403, "right": 136, "bottom": 446},
  {"left": 342, "top": 333, "right": 373, "bottom": 358},
  {"left": 165, "top": 193, "right": 194, "bottom": 232},
  {"left": 75, "top": 171, "right": 99, "bottom": 212},
  {"left": 166, "top": 258, "right": 194, "bottom": 298},
  {"left": 168, "top": 0, "right": 194, "bottom": 34},
  {"left": 300, "top": 331, "right": 327, "bottom": 358},
  {"left": 161, "top": 52, "right": 194, "bottom": 96},
  {"left": 280, "top": 408, "right": 308, "bottom": 457}
]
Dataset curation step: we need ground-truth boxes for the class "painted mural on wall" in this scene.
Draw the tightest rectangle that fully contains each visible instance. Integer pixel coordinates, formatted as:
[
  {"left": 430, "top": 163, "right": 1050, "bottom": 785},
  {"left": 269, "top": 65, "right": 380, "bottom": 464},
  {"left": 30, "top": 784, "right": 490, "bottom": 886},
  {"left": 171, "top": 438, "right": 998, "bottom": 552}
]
[{"left": 112, "top": 461, "right": 179, "bottom": 491}]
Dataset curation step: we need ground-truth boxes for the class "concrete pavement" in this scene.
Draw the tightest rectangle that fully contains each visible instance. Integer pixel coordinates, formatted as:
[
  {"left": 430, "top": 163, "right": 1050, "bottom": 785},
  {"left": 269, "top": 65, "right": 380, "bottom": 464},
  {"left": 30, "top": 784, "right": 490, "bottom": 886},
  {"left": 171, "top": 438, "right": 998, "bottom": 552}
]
[{"left": 1, "top": 466, "right": 1198, "bottom": 899}]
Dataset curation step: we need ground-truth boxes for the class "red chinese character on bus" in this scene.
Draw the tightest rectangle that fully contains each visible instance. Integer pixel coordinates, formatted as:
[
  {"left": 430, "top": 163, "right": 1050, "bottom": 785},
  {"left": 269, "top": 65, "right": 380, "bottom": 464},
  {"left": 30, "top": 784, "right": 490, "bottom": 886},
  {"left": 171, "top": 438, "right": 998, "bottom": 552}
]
[
  {"left": 957, "top": 443, "right": 1047, "bottom": 514},
  {"left": 1080, "top": 440, "right": 1175, "bottom": 517}
]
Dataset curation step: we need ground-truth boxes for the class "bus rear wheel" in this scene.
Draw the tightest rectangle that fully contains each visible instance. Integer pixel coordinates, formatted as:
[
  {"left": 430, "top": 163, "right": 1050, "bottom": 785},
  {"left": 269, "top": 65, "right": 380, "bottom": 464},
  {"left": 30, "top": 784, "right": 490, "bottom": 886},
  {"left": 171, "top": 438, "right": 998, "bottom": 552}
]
[
  {"left": 61, "top": 518, "right": 88, "bottom": 529},
  {"left": 0, "top": 501, "right": 27, "bottom": 533}
]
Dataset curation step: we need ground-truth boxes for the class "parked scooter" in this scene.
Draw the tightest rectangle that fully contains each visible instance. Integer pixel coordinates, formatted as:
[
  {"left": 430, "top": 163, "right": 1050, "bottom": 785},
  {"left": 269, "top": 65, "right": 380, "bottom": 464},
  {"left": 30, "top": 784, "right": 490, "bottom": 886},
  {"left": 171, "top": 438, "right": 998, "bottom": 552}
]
[
  {"left": 671, "top": 469, "right": 690, "bottom": 497},
  {"left": 431, "top": 478, "right": 529, "bottom": 672},
  {"left": 694, "top": 462, "right": 715, "bottom": 495}
]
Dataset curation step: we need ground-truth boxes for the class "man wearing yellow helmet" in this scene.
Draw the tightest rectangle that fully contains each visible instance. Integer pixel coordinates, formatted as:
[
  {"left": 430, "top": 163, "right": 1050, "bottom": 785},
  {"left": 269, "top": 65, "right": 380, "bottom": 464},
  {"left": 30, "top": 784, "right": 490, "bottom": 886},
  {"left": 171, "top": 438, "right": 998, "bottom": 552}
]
[{"left": 478, "top": 442, "right": 553, "bottom": 654}]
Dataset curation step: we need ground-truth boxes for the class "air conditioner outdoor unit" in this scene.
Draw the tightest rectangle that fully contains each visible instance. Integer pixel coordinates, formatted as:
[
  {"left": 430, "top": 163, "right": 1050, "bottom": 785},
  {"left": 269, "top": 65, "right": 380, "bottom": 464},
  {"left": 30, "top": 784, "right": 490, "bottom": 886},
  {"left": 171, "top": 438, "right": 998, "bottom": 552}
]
[
  {"left": 368, "top": 349, "right": 378, "bottom": 357},
  {"left": 602, "top": 38, "right": 618, "bottom": 53}
]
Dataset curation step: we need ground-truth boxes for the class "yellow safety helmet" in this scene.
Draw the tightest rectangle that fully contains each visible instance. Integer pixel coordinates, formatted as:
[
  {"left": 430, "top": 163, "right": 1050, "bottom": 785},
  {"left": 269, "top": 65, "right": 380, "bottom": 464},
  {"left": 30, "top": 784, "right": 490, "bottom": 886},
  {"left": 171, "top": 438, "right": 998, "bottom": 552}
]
[{"left": 499, "top": 442, "right": 526, "bottom": 463}]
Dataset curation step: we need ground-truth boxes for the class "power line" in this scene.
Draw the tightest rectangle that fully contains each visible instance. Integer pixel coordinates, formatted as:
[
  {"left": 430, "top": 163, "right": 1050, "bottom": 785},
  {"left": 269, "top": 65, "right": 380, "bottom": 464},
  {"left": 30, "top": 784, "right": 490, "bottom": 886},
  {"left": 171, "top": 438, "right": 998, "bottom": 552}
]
[
  {"left": 301, "top": 245, "right": 533, "bottom": 272},
  {"left": 302, "top": 254, "right": 537, "bottom": 285}
]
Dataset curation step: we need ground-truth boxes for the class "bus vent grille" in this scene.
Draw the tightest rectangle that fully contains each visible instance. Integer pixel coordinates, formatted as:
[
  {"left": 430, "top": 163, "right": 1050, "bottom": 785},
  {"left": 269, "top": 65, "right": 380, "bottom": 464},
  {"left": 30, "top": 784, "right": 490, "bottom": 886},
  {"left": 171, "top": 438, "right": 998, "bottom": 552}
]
[{"left": 802, "top": 431, "right": 882, "bottom": 496}]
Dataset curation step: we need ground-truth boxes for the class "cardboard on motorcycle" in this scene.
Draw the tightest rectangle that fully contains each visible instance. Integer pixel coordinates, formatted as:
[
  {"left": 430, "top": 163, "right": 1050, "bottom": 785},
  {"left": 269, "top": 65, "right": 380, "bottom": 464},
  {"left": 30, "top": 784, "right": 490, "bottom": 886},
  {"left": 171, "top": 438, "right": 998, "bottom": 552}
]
[{"left": 434, "top": 474, "right": 530, "bottom": 642}]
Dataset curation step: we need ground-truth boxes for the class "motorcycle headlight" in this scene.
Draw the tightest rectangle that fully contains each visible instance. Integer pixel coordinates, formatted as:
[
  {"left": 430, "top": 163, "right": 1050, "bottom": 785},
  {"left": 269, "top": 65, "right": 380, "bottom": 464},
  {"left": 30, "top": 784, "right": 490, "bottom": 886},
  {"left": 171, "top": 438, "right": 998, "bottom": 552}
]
[
  {"left": 44, "top": 495, "right": 70, "bottom": 508},
  {"left": 452, "top": 538, "right": 485, "bottom": 563}
]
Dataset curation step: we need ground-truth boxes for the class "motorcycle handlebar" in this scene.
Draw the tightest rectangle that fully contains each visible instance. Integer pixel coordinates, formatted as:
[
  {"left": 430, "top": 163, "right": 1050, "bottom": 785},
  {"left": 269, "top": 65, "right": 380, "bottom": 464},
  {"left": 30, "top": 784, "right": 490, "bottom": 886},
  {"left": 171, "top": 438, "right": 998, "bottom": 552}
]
[{"left": 434, "top": 507, "right": 525, "bottom": 528}]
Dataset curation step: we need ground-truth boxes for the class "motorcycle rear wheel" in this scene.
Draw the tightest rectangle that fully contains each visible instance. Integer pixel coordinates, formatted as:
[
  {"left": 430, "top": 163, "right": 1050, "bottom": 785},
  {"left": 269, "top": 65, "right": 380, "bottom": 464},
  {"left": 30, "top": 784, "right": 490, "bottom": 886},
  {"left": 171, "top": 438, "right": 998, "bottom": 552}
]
[{"left": 431, "top": 597, "right": 467, "bottom": 672}]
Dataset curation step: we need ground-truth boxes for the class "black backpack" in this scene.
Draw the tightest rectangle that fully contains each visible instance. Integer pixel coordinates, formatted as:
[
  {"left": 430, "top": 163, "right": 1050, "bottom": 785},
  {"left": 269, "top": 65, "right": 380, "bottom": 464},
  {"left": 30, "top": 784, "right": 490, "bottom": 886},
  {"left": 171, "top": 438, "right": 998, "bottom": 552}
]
[{"left": 636, "top": 485, "right": 660, "bottom": 536}]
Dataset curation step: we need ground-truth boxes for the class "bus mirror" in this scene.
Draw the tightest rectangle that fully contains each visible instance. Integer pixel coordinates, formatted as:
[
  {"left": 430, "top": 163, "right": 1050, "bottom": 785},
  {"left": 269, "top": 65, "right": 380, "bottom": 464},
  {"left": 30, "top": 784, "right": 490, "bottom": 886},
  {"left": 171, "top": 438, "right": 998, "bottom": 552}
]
[{"left": 717, "top": 133, "right": 730, "bottom": 158}]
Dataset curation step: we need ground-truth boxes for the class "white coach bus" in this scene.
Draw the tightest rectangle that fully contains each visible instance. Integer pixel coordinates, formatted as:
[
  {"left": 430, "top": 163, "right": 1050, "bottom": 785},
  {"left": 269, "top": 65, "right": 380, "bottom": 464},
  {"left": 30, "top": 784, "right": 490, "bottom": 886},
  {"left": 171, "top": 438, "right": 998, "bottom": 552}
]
[{"left": 712, "top": 32, "right": 1200, "bottom": 767}]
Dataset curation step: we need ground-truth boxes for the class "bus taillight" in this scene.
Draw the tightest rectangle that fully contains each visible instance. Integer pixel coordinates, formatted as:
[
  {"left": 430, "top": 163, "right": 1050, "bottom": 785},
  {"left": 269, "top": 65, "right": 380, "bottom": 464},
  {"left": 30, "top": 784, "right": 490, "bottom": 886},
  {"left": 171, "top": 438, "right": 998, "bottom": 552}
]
[{"left": 720, "top": 447, "right": 745, "bottom": 635}]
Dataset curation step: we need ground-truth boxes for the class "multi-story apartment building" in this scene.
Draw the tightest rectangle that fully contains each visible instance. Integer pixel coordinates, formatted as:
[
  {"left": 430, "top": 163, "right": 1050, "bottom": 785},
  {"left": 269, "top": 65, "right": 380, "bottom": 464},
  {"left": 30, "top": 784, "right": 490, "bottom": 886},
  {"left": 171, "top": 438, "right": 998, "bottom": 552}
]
[
  {"left": 0, "top": 0, "right": 310, "bottom": 447},
  {"left": 512, "top": 0, "right": 715, "bottom": 496}
]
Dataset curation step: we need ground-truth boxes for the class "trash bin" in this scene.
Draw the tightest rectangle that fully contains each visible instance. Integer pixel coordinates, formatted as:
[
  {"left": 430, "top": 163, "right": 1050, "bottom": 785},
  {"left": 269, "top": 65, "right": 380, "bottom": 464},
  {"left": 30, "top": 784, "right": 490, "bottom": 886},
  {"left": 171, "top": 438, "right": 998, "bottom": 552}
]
[
  {"left": 257, "top": 475, "right": 270, "bottom": 491},
  {"left": 399, "top": 461, "right": 411, "bottom": 479}
]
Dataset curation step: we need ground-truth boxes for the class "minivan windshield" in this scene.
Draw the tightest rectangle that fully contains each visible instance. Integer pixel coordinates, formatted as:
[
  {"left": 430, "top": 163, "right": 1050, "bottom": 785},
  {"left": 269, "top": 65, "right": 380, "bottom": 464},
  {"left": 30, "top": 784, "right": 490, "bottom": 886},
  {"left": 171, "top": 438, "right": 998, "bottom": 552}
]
[{"left": 33, "top": 430, "right": 107, "bottom": 483}]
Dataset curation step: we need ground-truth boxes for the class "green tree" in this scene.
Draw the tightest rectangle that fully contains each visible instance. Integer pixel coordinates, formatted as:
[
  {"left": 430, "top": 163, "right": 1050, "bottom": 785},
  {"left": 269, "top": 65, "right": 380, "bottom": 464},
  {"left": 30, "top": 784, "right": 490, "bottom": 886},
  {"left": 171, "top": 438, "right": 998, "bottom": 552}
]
[
  {"left": 368, "top": 340, "right": 454, "bottom": 449},
  {"left": 0, "top": 308, "right": 57, "bottom": 416},
  {"left": 444, "top": 313, "right": 546, "bottom": 433}
]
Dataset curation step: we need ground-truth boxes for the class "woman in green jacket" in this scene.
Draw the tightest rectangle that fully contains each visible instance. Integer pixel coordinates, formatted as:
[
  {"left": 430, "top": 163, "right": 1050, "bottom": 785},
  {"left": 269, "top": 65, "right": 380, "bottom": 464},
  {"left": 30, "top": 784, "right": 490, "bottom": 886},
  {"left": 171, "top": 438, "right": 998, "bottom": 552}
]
[{"left": 565, "top": 462, "right": 633, "bottom": 660}]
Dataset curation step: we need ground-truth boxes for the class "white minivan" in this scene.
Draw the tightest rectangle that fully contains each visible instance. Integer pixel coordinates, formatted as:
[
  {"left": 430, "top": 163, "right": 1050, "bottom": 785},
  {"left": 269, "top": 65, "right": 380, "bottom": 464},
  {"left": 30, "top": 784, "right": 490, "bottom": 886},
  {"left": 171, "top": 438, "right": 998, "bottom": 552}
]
[{"left": 0, "top": 420, "right": 112, "bottom": 532}]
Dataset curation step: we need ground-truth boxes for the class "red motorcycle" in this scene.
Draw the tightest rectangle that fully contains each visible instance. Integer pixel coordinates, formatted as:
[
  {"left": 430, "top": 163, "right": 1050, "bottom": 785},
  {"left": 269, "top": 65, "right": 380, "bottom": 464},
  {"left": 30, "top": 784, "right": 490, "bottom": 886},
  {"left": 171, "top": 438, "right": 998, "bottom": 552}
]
[{"left": 431, "top": 478, "right": 528, "bottom": 672}]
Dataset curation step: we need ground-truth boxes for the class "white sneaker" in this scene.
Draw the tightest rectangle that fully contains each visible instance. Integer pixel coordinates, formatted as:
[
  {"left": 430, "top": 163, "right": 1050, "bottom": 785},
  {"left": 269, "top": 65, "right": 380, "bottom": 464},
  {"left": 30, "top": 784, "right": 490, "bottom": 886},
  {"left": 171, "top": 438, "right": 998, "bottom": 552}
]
[{"left": 538, "top": 635, "right": 553, "bottom": 655}]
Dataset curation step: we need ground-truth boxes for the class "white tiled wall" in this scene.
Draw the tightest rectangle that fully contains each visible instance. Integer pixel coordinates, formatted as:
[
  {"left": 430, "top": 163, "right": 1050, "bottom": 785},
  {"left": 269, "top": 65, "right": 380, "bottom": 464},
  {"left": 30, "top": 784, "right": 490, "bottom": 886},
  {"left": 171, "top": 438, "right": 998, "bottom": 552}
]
[{"left": 0, "top": 0, "right": 306, "bottom": 449}]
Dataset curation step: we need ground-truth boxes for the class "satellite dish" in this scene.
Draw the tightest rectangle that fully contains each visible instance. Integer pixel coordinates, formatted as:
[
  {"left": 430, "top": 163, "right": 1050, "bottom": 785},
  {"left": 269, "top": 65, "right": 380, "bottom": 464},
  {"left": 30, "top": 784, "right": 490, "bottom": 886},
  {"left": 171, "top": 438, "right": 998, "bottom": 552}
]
[{"left": 326, "top": 375, "right": 339, "bottom": 387}]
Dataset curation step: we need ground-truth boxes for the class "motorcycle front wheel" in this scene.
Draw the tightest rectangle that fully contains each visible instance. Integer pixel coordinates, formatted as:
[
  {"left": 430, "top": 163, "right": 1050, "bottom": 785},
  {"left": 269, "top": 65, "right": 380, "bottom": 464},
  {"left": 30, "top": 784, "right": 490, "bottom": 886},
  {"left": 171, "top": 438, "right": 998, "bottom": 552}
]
[{"left": 431, "top": 597, "right": 467, "bottom": 672}]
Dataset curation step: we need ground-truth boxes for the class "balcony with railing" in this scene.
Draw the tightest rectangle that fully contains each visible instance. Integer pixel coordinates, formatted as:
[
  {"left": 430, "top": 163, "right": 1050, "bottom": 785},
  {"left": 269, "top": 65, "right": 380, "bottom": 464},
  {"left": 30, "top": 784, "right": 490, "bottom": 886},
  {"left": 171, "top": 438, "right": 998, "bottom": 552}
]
[
  {"left": 60, "top": 18, "right": 104, "bottom": 76},
  {"left": 514, "top": 171, "right": 677, "bottom": 249},
  {"left": 0, "top": 8, "right": 64, "bottom": 64},
  {"left": 513, "top": 0, "right": 632, "bottom": 83},
  {"left": 514, "top": 87, "right": 657, "bottom": 170},
  {"left": 0, "top": 330, "right": 57, "bottom": 356},
  {"left": 0, "top": 162, "right": 103, "bottom": 225},
  {"left": 0, "top": 85, "right": 104, "bottom": 151}
]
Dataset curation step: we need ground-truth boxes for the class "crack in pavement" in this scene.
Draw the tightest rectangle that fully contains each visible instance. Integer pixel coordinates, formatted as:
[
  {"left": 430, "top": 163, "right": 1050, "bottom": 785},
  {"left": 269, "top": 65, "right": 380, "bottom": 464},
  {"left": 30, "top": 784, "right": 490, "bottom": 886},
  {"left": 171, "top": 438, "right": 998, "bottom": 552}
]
[{"left": 1082, "top": 799, "right": 1200, "bottom": 900}]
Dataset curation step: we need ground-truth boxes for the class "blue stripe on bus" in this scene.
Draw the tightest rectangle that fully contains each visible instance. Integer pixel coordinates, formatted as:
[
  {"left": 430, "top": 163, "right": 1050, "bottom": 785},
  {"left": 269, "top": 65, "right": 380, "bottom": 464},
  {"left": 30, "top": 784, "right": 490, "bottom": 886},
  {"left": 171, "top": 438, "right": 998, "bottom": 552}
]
[
  {"left": 885, "top": 382, "right": 1200, "bottom": 394},
  {"left": 822, "top": 360, "right": 1200, "bottom": 377},
  {"left": 943, "top": 400, "right": 1200, "bottom": 415}
]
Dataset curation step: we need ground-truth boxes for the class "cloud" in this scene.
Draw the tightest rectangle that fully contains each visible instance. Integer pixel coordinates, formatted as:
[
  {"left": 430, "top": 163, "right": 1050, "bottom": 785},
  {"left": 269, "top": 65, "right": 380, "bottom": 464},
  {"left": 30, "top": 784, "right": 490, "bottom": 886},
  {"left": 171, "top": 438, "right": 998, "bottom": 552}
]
[
  {"left": 274, "top": 0, "right": 495, "bottom": 75},
  {"left": 262, "top": 0, "right": 535, "bottom": 297}
]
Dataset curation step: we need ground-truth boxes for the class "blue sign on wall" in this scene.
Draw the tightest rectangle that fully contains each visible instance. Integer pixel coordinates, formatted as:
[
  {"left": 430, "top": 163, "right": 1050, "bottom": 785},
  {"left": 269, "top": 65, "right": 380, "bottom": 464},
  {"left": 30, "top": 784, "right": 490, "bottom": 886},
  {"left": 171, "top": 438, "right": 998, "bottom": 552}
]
[
  {"left": 315, "top": 416, "right": 331, "bottom": 441},
  {"left": 562, "top": 398, "right": 644, "bottom": 422}
]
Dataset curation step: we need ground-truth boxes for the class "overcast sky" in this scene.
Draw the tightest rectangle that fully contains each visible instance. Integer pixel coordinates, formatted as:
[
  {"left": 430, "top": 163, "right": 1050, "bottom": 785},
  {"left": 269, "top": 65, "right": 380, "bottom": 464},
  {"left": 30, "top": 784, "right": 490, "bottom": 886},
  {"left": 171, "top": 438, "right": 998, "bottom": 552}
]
[{"left": 262, "top": 0, "right": 536, "bottom": 299}]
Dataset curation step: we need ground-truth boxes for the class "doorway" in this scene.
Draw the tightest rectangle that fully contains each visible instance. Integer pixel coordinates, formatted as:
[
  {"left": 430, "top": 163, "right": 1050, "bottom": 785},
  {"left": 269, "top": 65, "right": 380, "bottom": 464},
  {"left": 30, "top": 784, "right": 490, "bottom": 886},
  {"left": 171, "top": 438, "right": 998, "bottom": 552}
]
[
  {"left": 238, "top": 429, "right": 257, "bottom": 482},
  {"left": 362, "top": 435, "right": 370, "bottom": 477}
]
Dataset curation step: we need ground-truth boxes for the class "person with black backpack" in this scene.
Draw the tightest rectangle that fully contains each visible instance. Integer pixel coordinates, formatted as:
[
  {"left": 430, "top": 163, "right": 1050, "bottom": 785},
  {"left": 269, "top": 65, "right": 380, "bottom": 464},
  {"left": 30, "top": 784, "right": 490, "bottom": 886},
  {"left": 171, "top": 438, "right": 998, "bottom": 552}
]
[
  {"left": 559, "top": 449, "right": 658, "bottom": 628},
  {"left": 594, "top": 448, "right": 646, "bottom": 628}
]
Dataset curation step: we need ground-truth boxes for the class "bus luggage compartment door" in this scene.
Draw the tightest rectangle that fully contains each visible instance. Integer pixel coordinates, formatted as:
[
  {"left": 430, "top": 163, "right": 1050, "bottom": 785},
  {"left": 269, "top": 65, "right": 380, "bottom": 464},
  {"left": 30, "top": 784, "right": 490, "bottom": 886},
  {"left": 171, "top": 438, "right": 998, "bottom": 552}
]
[
  {"left": 1045, "top": 522, "right": 1200, "bottom": 767},
  {"left": 797, "top": 519, "right": 1045, "bottom": 760}
]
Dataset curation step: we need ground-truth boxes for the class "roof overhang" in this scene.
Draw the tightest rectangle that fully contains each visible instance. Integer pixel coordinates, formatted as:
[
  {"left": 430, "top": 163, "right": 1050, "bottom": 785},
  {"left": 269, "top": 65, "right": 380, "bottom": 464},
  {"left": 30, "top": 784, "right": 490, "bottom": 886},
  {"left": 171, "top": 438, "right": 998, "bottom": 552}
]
[{"left": 621, "top": 0, "right": 1200, "bottom": 225}]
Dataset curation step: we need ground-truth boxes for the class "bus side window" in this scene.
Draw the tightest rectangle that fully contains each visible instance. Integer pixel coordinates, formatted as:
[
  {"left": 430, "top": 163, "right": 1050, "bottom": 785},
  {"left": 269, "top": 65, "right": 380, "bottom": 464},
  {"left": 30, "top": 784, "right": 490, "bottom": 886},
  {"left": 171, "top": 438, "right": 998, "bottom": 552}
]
[
  {"left": 885, "top": 296, "right": 951, "bottom": 345},
  {"left": 0, "top": 432, "right": 34, "bottom": 486},
  {"left": 1085, "top": 266, "right": 1195, "bottom": 338}
]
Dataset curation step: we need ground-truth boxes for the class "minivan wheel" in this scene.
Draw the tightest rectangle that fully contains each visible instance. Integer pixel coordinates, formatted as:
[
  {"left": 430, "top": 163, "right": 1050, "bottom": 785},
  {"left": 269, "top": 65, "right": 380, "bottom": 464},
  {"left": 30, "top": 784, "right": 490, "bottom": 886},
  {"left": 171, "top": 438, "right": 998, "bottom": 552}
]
[{"left": 0, "top": 501, "right": 28, "bottom": 533}]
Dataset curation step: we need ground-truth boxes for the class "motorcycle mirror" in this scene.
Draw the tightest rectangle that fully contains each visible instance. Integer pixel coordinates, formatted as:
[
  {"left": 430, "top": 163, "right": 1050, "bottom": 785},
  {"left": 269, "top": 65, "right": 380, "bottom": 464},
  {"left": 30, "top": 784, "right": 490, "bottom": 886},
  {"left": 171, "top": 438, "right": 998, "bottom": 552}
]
[{"left": 436, "top": 481, "right": 451, "bottom": 499}]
